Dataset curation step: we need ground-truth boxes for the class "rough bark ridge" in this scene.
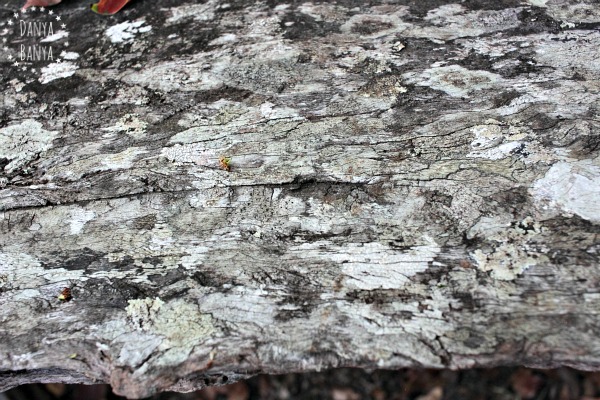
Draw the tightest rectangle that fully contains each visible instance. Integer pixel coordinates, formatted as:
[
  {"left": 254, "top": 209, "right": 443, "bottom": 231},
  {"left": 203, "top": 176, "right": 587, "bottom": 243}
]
[{"left": 1, "top": 0, "right": 600, "bottom": 397}]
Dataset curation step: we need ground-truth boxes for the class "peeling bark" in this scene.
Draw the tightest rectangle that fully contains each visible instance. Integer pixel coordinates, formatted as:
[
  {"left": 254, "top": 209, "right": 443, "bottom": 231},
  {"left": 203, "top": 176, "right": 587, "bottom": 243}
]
[{"left": 1, "top": 0, "right": 600, "bottom": 397}]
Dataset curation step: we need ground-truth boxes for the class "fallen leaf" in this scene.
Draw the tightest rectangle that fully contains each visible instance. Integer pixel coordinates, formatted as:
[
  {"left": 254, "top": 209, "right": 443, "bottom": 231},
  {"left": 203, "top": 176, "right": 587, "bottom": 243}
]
[
  {"left": 22, "top": 0, "right": 62, "bottom": 10},
  {"left": 91, "top": 0, "right": 131, "bottom": 15}
]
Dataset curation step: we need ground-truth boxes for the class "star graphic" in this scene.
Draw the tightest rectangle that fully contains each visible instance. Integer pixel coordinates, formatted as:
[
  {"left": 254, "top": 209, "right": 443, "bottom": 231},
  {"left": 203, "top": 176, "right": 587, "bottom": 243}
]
[
  {"left": 31, "top": 68, "right": 35, "bottom": 73},
  {"left": 64, "top": 41, "right": 69, "bottom": 47},
  {"left": 40, "top": 7, "right": 46, "bottom": 11},
  {"left": 13, "top": 61, "right": 19, "bottom": 66},
  {"left": 31, "top": 6, "right": 37, "bottom": 11},
  {"left": 48, "top": 10, "right": 54, "bottom": 15},
  {"left": 13, "top": 12, "right": 19, "bottom": 18},
  {"left": 21, "top": 66, "right": 26, "bottom": 71},
  {"left": 56, "top": 16, "right": 61, "bottom": 21},
  {"left": 61, "top": 23, "right": 66, "bottom": 29},
  {"left": 56, "top": 58, "right": 62, "bottom": 63},
  {"left": 8, "top": 54, "right": 13, "bottom": 60},
  {"left": 3, "top": 46, "right": 8, "bottom": 51},
  {"left": 7, "top": 19, "right": 13, "bottom": 26},
  {"left": 2, "top": 29, "right": 9, "bottom": 35}
]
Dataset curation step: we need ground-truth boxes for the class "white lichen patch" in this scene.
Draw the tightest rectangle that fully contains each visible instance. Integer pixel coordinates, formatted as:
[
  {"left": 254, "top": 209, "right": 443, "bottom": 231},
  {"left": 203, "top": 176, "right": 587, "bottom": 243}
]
[
  {"left": 0, "top": 251, "right": 86, "bottom": 291},
  {"left": 406, "top": 5, "right": 521, "bottom": 40},
  {"left": 525, "top": 0, "right": 549, "bottom": 6},
  {"left": 179, "top": 246, "right": 210, "bottom": 270},
  {"left": 106, "top": 20, "right": 152, "bottom": 44},
  {"left": 39, "top": 62, "right": 78, "bottom": 84},
  {"left": 40, "top": 30, "right": 69, "bottom": 43},
  {"left": 469, "top": 122, "right": 504, "bottom": 149},
  {"left": 532, "top": 160, "right": 600, "bottom": 223},
  {"left": 102, "top": 114, "right": 148, "bottom": 139},
  {"left": 498, "top": 80, "right": 594, "bottom": 120},
  {"left": 533, "top": 31, "right": 600, "bottom": 79},
  {"left": 208, "top": 33, "right": 238, "bottom": 46},
  {"left": 291, "top": 236, "right": 441, "bottom": 290},
  {"left": 469, "top": 216, "right": 547, "bottom": 280},
  {"left": 467, "top": 121, "right": 524, "bottom": 160},
  {"left": 116, "top": 333, "right": 163, "bottom": 367},
  {"left": 341, "top": 241, "right": 440, "bottom": 289},
  {"left": 403, "top": 65, "right": 502, "bottom": 97},
  {"left": 0, "top": 252, "right": 41, "bottom": 278},
  {"left": 0, "top": 120, "right": 58, "bottom": 173},
  {"left": 124, "top": 297, "right": 216, "bottom": 366},
  {"left": 69, "top": 207, "right": 96, "bottom": 235},
  {"left": 60, "top": 51, "right": 80, "bottom": 61},
  {"left": 164, "top": 2, "right": 216, "bottom": 24},
  {"left": 259, "top": 102, "right": 301, "bottom": 120},
  {"left": 424, "top": 3, "right": 466, "bottom": 21},
  {"left": 469, "top": 141, "right": 522, "bottom": 160}
]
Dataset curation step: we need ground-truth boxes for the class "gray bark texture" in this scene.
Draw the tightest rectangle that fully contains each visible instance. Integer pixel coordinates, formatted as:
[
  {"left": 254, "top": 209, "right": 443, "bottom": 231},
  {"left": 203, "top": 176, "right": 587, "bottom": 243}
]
[{"left": 1, "top": 0, "right": 600, "bottom": 397}]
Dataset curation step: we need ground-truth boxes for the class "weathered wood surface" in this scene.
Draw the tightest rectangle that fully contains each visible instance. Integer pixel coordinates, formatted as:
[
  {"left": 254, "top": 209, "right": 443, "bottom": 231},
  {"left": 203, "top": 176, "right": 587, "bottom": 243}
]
[{"left": 1, "top": 0, "right": 599, "bottom": 397}]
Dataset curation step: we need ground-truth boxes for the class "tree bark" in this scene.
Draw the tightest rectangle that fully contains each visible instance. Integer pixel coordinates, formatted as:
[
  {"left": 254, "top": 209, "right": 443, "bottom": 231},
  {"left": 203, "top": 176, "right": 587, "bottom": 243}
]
[{"left": 1, "top": 0, "right": 599, "bottom": 397}]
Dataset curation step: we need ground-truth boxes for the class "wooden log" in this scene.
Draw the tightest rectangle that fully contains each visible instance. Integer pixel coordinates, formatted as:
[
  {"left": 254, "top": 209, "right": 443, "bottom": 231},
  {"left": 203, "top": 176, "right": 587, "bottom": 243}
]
[{"left": 1, "top": 0, "right": 599, "bottom": 397}]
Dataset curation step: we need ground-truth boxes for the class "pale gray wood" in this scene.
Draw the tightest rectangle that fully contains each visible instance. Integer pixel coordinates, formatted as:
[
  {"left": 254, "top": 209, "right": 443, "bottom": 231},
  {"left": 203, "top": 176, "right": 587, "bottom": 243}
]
[{"left": 1, "top": 0, "right": 600, "bottom": 397}]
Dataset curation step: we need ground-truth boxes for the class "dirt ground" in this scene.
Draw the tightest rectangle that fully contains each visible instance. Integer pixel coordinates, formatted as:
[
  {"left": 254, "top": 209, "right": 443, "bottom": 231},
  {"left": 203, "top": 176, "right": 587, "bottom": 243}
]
[{"left": 3, "top": 367, "right": 600, "bottom": 400}]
